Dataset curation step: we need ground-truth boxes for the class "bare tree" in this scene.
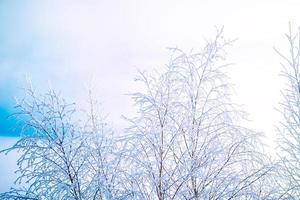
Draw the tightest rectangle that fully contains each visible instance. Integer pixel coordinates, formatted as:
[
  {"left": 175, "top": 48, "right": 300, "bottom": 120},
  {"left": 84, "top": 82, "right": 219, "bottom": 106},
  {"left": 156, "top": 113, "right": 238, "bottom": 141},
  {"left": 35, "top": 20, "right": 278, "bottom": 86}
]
[
  {"left": 82, "top": 90, "right": 132, "bottom": 200},
  {"left": 125, "top": 69, "right": 185, "bottom": 199},
  {"left": 126, "top": 28, "right": 278, "bottom": 200},
  {"left": 276, "top": 23, "right": 300, "bottom": 199},
  {"left": 0, "top": 86, "right": 129, "bottom": 200}
]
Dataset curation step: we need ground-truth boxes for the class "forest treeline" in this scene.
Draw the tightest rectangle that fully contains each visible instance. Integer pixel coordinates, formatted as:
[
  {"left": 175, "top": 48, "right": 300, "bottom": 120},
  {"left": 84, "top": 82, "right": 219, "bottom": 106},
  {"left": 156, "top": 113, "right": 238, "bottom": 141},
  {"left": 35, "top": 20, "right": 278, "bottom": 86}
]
[{"left": 1, "top": 26, "right": 300, "bottom": 199}]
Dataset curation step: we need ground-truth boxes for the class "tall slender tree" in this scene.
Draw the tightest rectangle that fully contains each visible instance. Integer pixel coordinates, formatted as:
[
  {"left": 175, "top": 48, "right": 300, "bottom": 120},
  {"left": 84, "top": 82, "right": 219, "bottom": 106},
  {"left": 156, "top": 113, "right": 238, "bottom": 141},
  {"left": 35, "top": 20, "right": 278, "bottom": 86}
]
[{"left": 276, "top": 24, "right": 300, "bottom": 199}]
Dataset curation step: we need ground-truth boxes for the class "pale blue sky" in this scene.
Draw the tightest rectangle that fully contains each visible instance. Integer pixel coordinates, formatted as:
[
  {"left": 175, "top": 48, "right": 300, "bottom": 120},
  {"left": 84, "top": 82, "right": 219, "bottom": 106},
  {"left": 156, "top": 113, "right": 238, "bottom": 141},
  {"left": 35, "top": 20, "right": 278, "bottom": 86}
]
[{"left": 1, "top": 0, "right": 300, "bottom": 192}]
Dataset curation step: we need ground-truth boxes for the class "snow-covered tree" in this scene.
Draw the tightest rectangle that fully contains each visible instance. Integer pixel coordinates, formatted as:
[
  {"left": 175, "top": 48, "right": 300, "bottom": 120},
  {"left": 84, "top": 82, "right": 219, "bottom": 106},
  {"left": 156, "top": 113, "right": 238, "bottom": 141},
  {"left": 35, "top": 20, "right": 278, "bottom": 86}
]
[
  {"left": 276, "top": 24, "right": 300, "bottom": 199},
  {"left": 126, "top": 28, "right": 280, "bottom": 200},
  {"left": 0, "top": 86, "right": 129, "bottom": 200},
  {"left": 82, "top": 90, "right": 132, "bottom": 200}
]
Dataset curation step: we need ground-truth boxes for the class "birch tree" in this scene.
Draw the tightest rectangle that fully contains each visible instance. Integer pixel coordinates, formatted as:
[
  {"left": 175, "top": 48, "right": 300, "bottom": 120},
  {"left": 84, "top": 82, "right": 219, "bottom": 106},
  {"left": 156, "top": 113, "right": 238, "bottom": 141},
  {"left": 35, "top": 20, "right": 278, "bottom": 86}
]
[
  {"left": 82, "top": 90, "right": 132, "bottom": 200},
  {"left": 127, "top": 28, "right": 279, "bottom": 200},
  {"left": 276, "top": 24, "right": 300, "bottom": 199},
  {"left": 0, "top": 87, "right": 129, "bottom": 200}
]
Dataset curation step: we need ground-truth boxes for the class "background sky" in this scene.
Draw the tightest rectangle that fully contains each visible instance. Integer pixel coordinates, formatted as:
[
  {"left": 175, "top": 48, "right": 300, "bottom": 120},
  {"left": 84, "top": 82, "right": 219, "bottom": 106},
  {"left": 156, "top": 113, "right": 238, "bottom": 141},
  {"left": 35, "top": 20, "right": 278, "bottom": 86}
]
[{"left": 1, "top": 0, "right": 300, "bottom": 192}]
